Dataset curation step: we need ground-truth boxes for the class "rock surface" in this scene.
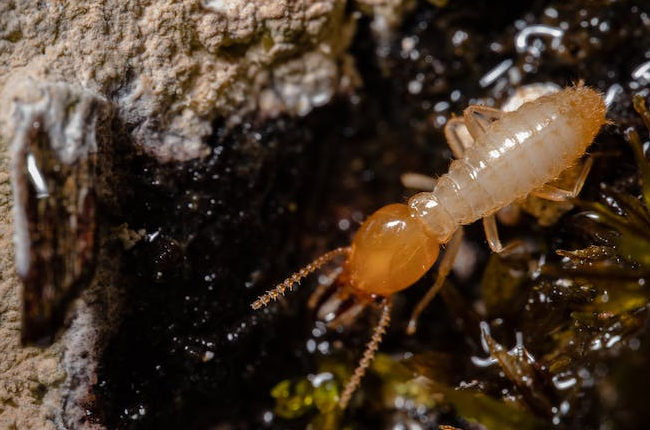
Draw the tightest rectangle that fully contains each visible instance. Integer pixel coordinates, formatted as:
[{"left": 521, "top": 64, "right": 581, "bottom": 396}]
[{"left": 0, "top": 0, "right": 356, "bottom": 161}]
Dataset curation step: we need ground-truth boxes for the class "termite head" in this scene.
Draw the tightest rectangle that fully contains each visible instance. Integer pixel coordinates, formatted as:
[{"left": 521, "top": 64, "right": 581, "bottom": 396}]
[
  {"left": 343, "top": 203, "right": 440, "bottom": 297},
  {"left": 251, "top": 203, "right": 440, "bottom": 311}
]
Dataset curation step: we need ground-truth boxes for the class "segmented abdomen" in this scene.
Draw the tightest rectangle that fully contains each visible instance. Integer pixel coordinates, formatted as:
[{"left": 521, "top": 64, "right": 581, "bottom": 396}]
[{"left": 433, "top": 87, "right": 604, "bottom": 227}]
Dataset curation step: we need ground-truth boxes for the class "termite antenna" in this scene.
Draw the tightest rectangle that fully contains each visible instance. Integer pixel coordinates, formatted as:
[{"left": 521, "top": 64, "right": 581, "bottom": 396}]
[
  {"left": 250, "top": 247, "right": 351, "bottom": 310},
  {"left": 338, "top": 298, "right": 392, "bottom": 410}
]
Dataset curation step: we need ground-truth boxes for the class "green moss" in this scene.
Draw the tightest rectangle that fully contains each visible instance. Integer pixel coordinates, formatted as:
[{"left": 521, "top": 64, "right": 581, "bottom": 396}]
[{"left": 271, "top": 371, "right": 342, "bottom": 424}]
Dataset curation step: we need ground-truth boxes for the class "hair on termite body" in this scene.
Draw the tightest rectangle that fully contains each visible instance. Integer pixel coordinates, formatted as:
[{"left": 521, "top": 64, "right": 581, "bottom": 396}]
[{"left": 251, "top": 84, "right": 607, "bottom": 410}]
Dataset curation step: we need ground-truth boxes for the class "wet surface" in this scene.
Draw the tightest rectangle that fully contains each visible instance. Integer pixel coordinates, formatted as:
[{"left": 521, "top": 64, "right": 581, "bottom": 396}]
[
  {"left": 9, "top": 85, "right": 111, "bottom": 344},
  {"left": 94, "top": 1, "right": 650, "bottom": 429}
]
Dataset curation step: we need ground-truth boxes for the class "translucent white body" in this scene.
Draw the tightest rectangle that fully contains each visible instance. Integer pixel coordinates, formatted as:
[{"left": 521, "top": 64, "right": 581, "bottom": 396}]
[
  {"left": 252, "top": 86, "right": 607, "bottom": 411},
  {"left": 409, "top": 86, "right": 607, "bottom": 242}
]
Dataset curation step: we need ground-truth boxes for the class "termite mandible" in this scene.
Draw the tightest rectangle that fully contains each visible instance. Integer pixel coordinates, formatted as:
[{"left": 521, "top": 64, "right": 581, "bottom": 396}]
[{"left": 251, "top": 84, "right": 607, "bottom": 409}]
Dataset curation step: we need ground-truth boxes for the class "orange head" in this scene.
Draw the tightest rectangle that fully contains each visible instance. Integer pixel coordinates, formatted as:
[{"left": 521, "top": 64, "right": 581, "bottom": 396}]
[
  {"left": 251, "top": 203, "right": 440, "bottom": 309},
  {"left": 343, "top": 203, "right": 440, "bottom": 297}
]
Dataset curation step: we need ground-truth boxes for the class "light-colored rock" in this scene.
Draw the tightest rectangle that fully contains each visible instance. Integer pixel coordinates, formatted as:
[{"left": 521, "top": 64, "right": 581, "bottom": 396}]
[
  {"left": 0, "top": 0, "right": 356, "bottom": 161},
  {"left": 355, "top": 0, "right": 417, "bottom": 46}
]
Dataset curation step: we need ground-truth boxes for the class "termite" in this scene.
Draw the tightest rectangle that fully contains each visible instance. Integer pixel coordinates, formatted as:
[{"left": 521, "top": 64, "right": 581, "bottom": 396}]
[{"left": 252, "top": 84, "right": 607, "bottom": 410}]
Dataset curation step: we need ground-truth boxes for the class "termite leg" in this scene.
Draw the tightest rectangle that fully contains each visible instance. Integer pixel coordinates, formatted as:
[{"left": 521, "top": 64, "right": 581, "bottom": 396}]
[
  {"left": 400, "top": 172, "right": 437, "bottom": 191},
  {"left": 463, "top": 105, "right": 503, "bottom": 140},
  {"left": 327, "top": 302, "right": 366, "bottom": 329},
  {"left": 482, "top": 214, "right": 526, "bottom": 254},
  {"left": 406, "top": 229, "right": 464, "bottom": 335},
  {"left": 531, "top": 156, "right": 594, "bottom": 201},
  {"left": 339, "top": 298, "right": 392, "bottom": 410},
  {"left": 444, "top": 104, "right": 503, "bottom": 158},
  {"left": 307, "top": 282, "right": 332, "bottom": 310},
  {"left": 426, "top": 106, "right": 502, "bottom": 191},
  {"left": 482, "top": 215, "right": 505, "bottom": 253},
  {"left": 307, "top": 267, "right": 342, "bottom": 310},
  {"left": 444, "top": 117, "right": 474, "bottom": 159}
]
